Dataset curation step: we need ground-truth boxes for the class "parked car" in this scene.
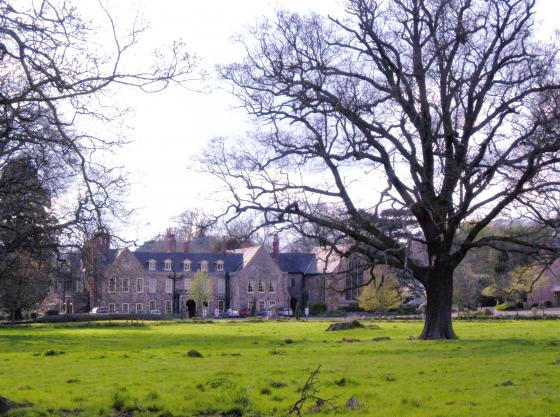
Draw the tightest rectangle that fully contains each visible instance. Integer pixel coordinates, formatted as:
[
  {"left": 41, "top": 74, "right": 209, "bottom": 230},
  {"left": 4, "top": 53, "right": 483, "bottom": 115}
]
[
  {"left": 405, "top": 298, "right": 425, "bottom": 307},
  {"left": 90, "top": 307, "right": 107, "bottom": 314},
  {"left": 239, "top": 307, "right": 252, "bottom": 318},
  {"left": 278, "top": 307, "right": 293, "bottom": 317},
  {"left": 224, "top": 308, "right": 240, "bottom": 318},
  {"left": 150, "top": 309, "right": 162, "bottom": 315},
  {"left": 256, "top": 308, "right": 270, "bottom": 317},
  {"left": 135, "top": 309, "right": 146, "bottom": 315}
]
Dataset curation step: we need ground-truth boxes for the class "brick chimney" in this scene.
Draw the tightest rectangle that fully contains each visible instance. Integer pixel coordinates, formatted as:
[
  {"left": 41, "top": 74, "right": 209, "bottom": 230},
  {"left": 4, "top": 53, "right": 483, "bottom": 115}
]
[
  {"left": 183, "top": 241, "right": 190, "bottom": 253},
  {"left": 166, "top": 229, "right": 176, "bottom": 252},
  {"left": 272, "top": 234, "right": 279, "bottom": 264},
  {"left": 242, "top": 240, "right": 251, "bottom": 249},
  {"left": 221, "top": 237, "right": 227, "bottom": 254}
]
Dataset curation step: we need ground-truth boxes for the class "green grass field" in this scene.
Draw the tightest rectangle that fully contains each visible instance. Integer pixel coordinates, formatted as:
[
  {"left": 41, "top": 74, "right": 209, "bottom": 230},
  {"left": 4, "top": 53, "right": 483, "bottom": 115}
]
[{"left": 1, "top": 320, "right": 559, "bottom": 417}]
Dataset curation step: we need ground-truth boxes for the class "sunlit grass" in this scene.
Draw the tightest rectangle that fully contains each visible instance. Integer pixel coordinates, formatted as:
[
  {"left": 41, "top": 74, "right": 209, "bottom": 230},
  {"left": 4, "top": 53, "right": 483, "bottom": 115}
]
[{"left": 1, "top": 320, "right": 559, "bottom": 417}]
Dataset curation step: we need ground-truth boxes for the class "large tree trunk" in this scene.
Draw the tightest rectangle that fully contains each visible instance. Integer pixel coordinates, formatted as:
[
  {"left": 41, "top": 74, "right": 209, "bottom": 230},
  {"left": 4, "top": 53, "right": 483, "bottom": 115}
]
[{"left": 419, "top": 266, "right": 457, "bottom": 339}]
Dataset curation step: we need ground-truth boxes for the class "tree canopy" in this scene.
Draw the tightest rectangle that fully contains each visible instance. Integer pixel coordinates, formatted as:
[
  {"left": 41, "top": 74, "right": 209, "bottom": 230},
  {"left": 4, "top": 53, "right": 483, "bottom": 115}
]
[{"left": 203, "top": 0, "right": 560, "bottom": 338}]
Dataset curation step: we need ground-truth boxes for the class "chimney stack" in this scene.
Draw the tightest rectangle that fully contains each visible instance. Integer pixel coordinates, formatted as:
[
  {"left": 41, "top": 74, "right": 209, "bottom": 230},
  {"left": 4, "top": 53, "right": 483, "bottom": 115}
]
[
  {"left": 242, "top": 240, "right": 251, "bottom": 249},
  {"left": 272, "top": 234, "right": 279, "bottom": 264},
  {"left": 221, "top": 237, "right": 227, "bottom": 254},
  {"left": 183, "top": 241, "right": 190, "bottom": 253},
  {"left": 166, "top": 229, "right": 176, "bottom": 252}
]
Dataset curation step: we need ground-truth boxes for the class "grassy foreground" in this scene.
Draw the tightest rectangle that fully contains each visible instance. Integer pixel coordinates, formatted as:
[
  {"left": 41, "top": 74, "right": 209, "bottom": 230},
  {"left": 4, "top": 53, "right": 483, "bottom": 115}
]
[{"left": 0, "top": 320, "right": 559, "bottom": 417}]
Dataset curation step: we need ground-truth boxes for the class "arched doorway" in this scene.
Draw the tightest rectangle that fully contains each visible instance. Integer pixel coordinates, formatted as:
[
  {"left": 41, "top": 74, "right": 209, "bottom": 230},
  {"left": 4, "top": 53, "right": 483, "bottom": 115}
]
[{"left": 186, "top": 299, "right": 196, "bottom": 318}]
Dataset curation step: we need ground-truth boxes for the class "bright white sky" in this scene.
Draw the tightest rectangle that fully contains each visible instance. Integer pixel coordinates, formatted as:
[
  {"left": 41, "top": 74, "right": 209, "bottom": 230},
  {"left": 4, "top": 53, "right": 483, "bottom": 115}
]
[{"left": 90, "top": 0, "right": 560, "bottom": 245}]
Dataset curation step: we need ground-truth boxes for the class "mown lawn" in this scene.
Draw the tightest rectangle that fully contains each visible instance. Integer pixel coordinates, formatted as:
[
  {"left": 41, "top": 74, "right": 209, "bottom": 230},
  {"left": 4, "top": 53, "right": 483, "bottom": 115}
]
[{"left": 0, "top": 320, "right": 559, "bottom": 417}]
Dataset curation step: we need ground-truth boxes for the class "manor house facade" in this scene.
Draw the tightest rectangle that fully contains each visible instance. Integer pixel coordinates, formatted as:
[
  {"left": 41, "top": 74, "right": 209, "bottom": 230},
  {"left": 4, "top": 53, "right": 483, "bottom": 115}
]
[{"left": 47, "top": 233, "right": 367, "bottom": 317}]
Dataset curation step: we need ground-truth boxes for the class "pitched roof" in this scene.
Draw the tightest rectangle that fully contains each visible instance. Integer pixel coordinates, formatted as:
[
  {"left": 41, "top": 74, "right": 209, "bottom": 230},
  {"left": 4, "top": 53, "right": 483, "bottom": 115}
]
[
  {"left": 133, "top": 251, "right": 244, "bottom": 273},
  {"left": 99, "top": 249, "right": 119, "bottom": 270},
  {"left": 278, "top": 253, "right": 317, "bottom": 274},
  {"left": 130, "top": 247, "right": 320, "bottom": 275}
]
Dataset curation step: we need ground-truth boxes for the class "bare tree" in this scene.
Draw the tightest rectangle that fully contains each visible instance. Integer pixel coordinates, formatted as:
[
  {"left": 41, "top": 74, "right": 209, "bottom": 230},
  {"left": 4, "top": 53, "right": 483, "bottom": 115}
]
[
  {"left": 0, "top": 0, "right": 197, "bottom": 253},
  {"left": 203, "top": 0, "right": 560, "bottom": 338}
]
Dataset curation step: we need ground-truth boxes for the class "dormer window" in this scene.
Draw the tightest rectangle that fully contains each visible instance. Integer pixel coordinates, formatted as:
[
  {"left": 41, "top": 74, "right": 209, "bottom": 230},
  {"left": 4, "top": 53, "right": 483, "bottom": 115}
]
[
  {"left": 148, "top": 259, "right": 156, "bottom": 271},
  {"left": 200, "top": 260, "right": 208, "bottom": 272},
  {"left": 164, "top": 259, "right": 172, "bottom": 271},
  {"left": 183, "top": 260, "right": 191, "bottom": 272},
  {"left": 216, "top": 260, "right": 224, "bottom": 272},
  {"left": 122, "top": 258, "right": 130, "bottom": 267}
]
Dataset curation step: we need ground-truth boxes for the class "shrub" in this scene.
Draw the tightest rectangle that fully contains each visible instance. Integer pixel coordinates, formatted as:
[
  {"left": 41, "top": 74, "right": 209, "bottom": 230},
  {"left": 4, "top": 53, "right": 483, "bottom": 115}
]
[
  {"left": 495, "top": 303, "right": 517, "bottom": 311},
  {"left": 309, "top": 302, "right": 327, "bottom": 316},
  {"left": 397, "top": 304, "right": 418, "bottom": 315},
  {"left": 339, "top": 303, "right": 364, "bottom": 312}
]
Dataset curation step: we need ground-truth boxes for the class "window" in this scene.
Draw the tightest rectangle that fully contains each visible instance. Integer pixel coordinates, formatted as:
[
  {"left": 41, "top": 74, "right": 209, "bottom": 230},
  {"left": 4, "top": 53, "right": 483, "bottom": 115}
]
[
  {"left": 247, "top": 280, "right": 254, "bottom": 293},
  {"left": 122, "top": 303, "right": 129, "bottom": 313},
  {"left": 217, "top": 279, "right": 225, "bottom": 294},
  {"left": 345, "top": 258, "right": 362, "bottom": 301},
  {"left": 200, "top": 260, "right": 208, "bottom": 272},
  {"left": 164, "top": 259, "right": 172, "bottom": 271},
  {"left": 165, "top": 300, "right": 172, "bottom": 315},
  {"left": 137, "top": 278, "right": 144, "bottom": 293},
  {"left": 268, "top": 300, "right": 276, "bottom": 308},
  {"left": 165, "top": 278, "right": 173, "bottom": 293},
  {"left": 108, "top": 303, "right": 115, "bottom": 313},
  {"left": 216, "top": 260, "right": 224, "bottom": 272},
  {"left": 258, "top": 300, "right": 265, "bottom": 310},
  {"left": 248, "top": 300, "right": 254, "bottom": 309},
  {"left": 148, "top": 259, "right": 156, "bottom": 271},
  {"left": 218, "top": 300, "right": 225, "bottom": 313},
  {"left": 183, "top": 260, "right": 191, "bottom": 272},
  {"left": 268, "top": 281, "right": 274, "bottom": 293},
  {"left": 108, "top": 277, "right": 116, "bottom": 293},
  {"left": 258, "top": 280, "right": 264, "bottom": 293},
  {"left": 122, "top": 258, "right": 130, "bottom": 267},
  {"left": 122, "top": 278, "right": 129, "bottom": 292},
  {"left": 149, "top": 279, "right": 156, "bottom": 293},
  {"left": 185, "top": 278, "right": 192, "bottom": 292},
  {"left": 149, "top": 300, "right": 156, "bottom": 311},
  {"left": 136, "top": 303, "right": 143, "bottom": 312}
]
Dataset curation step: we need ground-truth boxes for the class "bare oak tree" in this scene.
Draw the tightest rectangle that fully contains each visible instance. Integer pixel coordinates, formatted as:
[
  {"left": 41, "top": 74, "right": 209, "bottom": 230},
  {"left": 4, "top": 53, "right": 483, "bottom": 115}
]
[{"left": 203, "top": 0, "right": 560, "bottom": 338}]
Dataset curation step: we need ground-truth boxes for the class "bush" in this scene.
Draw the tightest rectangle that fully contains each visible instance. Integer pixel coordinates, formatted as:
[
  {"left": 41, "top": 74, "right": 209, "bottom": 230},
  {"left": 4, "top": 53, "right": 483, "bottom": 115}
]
[
  {"left": 45, "top": 309, "right": 59, "bottom": 316},
  {"left": 495, "top": 303, "right": 517, "bottom": 311},
  {"left": 339, "top": 303, "right": 364, "bottom": 312},
  {"left": 397, "top": 304, "right": 418, "bottom": 315},
  {"left": 309, "top": 302, "right": 327, "bottom": 316}
]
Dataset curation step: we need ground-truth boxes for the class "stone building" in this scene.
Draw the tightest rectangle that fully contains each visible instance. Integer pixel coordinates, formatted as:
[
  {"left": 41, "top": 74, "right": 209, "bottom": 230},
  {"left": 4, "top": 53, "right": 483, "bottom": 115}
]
[{"left": 47, "top": 233, "right": 380, "bottom": 316}]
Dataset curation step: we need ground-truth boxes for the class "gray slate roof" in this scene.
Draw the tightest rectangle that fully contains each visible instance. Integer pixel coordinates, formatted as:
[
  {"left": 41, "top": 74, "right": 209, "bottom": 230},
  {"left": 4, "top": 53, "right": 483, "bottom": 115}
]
[
  {"left": 133, "top": 252, "right": 244, "bottom": 273},
  {"left": 278, "top": 253, "right": 317, "bottom": 274},
  {"left": 131, "top": 250, "right": 318, "bottom": 274}
]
